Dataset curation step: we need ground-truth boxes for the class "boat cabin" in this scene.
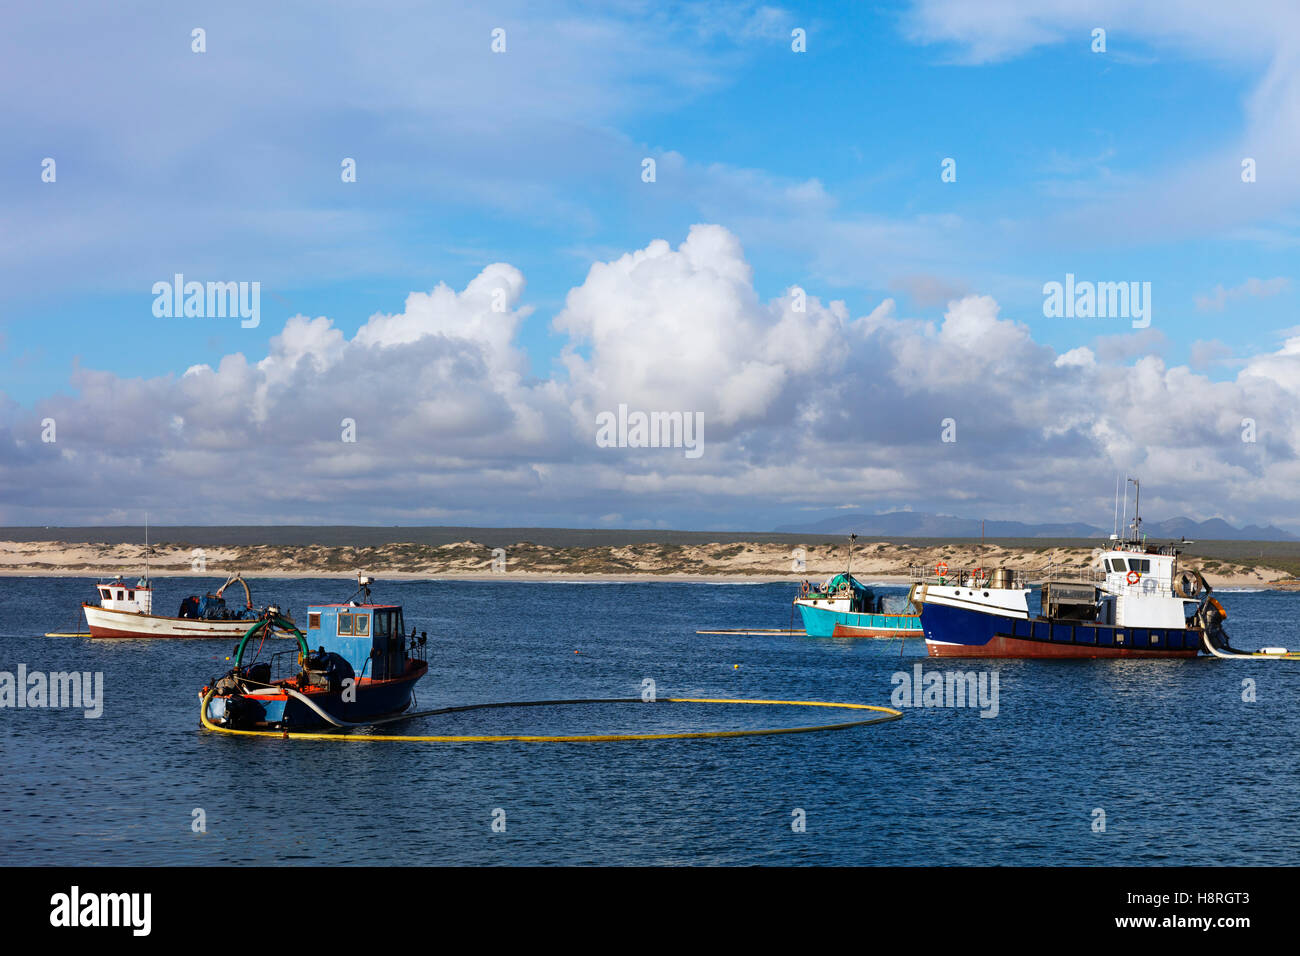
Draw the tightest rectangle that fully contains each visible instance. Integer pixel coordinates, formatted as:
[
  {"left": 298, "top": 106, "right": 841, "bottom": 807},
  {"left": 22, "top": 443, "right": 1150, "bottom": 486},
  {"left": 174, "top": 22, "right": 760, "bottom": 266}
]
[
  {"left": 305, "top": 602, "right": 409, "bottom": 681},
  {"left": 1095, "top": 545, "right": 1195, "bottom": 628},
  {"left": 94, "top": 576, "right": 153, "bottom": 614},
  {"left": 799, "top": 573, "right": 890, "bottom": 614}
]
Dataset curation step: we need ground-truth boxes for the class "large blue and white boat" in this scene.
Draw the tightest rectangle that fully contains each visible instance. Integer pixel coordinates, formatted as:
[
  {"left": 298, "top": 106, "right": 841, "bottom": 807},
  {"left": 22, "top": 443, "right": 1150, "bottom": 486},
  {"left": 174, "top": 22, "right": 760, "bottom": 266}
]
[
  {"left": 908, "top": 482, "right": 1234, "bottom": 659},
  {"left": 904, "top": 481, "right": 1248, "bottom": 660}
]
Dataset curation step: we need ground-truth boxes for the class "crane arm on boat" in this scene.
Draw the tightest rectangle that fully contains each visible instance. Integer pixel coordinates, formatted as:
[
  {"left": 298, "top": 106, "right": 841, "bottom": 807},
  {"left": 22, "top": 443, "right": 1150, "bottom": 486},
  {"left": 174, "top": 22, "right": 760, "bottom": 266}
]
[{"left": 215, "top": 572, "right": 254, "bottom": 610}]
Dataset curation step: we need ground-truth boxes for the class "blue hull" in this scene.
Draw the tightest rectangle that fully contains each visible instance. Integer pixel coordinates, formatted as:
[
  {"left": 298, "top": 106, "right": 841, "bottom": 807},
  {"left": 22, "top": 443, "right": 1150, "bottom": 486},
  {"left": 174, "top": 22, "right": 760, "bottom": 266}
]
[
  {"left": 205, "top": 664, "right": 427, "bottom": 729},
  {"left": 797, "top": 603, "right": 922, "bottom": 638},
  {"left": 920, "top": 601, "right": 1203, "bottom": 658}
]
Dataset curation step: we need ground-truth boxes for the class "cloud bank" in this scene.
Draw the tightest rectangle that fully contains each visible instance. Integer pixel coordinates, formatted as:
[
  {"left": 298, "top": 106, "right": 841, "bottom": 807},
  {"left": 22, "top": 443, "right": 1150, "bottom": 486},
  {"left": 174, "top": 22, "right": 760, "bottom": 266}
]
[{"left": 4, "top": 224, "right": 1299, "bottom": 530}]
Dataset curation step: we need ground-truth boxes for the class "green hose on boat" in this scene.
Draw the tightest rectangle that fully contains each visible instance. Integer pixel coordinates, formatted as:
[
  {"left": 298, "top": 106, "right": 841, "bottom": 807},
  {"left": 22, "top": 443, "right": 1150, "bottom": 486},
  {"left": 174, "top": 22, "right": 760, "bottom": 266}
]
[{"left": 232, "top": 612, "right": 309, "bottom": 667}]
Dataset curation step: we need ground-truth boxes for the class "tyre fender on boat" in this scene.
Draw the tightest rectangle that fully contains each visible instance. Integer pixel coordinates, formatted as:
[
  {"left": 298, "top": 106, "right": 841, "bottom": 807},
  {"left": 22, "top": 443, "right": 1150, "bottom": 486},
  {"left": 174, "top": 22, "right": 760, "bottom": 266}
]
[{"left": 1174, "top": 569, "right": 1204, "bottom": 599}]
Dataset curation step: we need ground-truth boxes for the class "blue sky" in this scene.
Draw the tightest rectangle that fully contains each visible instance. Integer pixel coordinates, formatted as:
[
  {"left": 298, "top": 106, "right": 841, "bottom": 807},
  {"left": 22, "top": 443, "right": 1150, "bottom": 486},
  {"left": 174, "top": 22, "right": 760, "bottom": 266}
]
[{"left": 3, "top": 1, "right": 1300, "bottom": 529}]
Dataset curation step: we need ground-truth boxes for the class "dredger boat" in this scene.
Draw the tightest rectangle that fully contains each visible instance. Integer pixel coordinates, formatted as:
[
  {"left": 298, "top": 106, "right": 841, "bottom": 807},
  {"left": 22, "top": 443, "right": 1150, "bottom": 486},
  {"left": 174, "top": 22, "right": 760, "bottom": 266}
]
[{"left": 200, "top": 575, "right": 428, "bottom": 729}]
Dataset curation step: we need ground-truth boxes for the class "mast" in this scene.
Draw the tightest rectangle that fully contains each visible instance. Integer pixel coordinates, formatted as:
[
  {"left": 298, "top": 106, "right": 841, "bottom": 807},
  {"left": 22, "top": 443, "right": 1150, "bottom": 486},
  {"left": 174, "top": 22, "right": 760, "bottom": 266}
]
[
  {"left": 847, "top": 533, "right": 856, "bottom": 576},
  {"left": 144, "top": 512, "right": 149, "bottom": 583}
]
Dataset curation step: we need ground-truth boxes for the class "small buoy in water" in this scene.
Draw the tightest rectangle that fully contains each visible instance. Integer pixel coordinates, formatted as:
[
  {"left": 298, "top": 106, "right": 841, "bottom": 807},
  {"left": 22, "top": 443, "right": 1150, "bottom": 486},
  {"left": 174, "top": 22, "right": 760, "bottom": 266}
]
[
  {"left": 574, "top": 650, "right": 579, "bottom": 655},
  {"left": 734, "top": 664, "right": 740, "bottom": 669}
]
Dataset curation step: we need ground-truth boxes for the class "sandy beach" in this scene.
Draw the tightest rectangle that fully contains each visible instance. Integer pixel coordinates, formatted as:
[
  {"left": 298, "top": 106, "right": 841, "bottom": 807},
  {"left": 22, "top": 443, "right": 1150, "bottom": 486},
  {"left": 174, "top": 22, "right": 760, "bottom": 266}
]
[{"left": 1, "top": 538, "right": 1289, "bottom": 589}]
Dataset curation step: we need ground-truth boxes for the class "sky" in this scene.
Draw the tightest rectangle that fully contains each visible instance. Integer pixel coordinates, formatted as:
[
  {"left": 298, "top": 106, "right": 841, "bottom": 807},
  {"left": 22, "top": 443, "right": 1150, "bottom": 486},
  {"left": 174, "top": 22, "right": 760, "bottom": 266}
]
[{"left": 2, "top": 0, "right": 1299, "bottom": 531}]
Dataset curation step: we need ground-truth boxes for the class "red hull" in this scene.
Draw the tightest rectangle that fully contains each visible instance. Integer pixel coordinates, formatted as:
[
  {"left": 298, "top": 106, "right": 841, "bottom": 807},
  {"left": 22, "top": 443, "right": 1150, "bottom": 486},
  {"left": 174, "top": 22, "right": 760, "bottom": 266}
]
[
  {"left": 926, "top": 633, "right": 1200, "bottom": 659},
  {"left": 832, "top": 623, "right": 922, "bottom": 638},
  {"left": 86, "top": 624, "right": 234, "bottom": 639},
  {"left": 83, "top": 604, "right": 268, "bottom": 639}
]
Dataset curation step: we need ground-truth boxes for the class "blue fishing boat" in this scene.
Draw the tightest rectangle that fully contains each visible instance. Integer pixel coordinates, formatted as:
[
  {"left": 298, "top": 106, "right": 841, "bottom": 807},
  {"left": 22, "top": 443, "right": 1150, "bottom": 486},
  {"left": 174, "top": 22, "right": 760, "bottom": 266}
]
[{"left": 200, "top": 575, "right": 428, "bottom": 729}]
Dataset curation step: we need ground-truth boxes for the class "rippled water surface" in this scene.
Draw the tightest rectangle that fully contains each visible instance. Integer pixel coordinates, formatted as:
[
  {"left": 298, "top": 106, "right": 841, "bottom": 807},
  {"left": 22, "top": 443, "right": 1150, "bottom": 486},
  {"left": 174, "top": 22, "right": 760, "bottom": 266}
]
[{"left": 2, "top": 577, "right": 1298, "bottom": 865}]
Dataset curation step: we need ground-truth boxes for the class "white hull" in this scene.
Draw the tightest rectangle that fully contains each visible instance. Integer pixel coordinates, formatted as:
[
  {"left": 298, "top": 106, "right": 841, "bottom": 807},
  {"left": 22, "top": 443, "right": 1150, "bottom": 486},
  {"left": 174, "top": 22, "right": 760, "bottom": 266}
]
[{"left": 82, "top": 604, "right": 257, "bottom": 639}]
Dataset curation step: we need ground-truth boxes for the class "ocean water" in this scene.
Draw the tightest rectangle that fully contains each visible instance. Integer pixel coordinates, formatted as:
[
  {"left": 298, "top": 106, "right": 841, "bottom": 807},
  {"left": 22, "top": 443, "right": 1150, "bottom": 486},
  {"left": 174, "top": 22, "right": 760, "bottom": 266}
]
[{"left": 2, "top": 576, "right": 1299, "bottom": 866}]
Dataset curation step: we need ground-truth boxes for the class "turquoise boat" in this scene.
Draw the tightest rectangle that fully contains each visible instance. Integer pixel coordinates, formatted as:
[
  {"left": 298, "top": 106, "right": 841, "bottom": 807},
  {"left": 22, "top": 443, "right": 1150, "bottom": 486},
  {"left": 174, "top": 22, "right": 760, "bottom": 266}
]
[{"left": 793, "top": 572, "right": 922, "bottom": 639}]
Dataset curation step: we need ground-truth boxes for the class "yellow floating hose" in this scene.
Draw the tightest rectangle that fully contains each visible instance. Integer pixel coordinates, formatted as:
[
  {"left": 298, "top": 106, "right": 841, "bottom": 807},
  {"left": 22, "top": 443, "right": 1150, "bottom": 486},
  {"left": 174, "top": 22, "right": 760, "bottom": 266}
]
[{"left": 199, "top": 688, "right": 902, "bottom": 742}]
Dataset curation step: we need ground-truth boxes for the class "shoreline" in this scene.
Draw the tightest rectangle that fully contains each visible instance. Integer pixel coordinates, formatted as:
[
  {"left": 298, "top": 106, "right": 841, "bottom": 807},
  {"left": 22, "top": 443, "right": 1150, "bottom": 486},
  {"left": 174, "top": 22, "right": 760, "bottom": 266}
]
[
  {"left": 3, "top": 537, "right": 1293, "bottom": 590},
  {"left": 1, "top": 568, "right": 1292, "bottom": 590},
  {"left": 0, "top": 568, "right": 904, "bottom": 585}
]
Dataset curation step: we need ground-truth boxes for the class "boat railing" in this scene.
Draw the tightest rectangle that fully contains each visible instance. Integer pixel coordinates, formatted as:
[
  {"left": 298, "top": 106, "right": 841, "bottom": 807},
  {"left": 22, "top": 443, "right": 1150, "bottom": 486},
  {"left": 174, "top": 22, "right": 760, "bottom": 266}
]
[
  {"left": 1045, "top": 567, "right": 1105, "bottom": 586},
  {"left": 907, "top": 566, "right": 1105, "bottom": 589},
  {"left": 908, "top": 566, "right": 1027, "bottom": 589},
  {"left": 408, "top": 627, "right": 429, "bottom": 663}
]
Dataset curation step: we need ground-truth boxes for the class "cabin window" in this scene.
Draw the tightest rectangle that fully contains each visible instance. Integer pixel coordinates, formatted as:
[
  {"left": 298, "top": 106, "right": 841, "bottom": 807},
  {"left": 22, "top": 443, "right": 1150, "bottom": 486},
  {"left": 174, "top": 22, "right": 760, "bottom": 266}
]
[
  {"left": 1113, "top": 559, "right": 1128, "bottom": 571},
  {"left": 1136, "top": 559, "right": 1151, "bottom": 573},
  {"left": 117, "top": 590, "right": 125, "bottom": 600},
  {"left": 308, "top": 612, "right": 320, "bottom": 630},
  {"left": 100, "top": 588, "right": 111, "bottom": 599},
  {"left": 373, "top": 611, "right": 391, "bottom": 639},
  {"left": 338, "top": 614, "right": 354, "bottom": 636},
  {"left": 355, "top": 614, "right": 370, "bottom": 636},
  {"left": 128, "top": 590, "right": 134, "bottom": 600}
]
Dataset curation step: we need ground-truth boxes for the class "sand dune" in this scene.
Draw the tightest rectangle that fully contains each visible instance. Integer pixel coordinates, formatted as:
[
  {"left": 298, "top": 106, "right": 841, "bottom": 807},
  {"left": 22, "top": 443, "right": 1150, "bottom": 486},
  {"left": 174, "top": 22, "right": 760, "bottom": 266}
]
[{"left": 0, "top": 538, "right": 1288, "bottom": 588}]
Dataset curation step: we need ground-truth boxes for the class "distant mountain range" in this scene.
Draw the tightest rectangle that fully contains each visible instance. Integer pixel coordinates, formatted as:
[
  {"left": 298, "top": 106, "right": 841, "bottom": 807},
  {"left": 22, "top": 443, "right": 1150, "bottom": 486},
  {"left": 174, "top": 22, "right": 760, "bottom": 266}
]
[{"left": 774, "top": 511, "right": 1299, "bottom": 541}]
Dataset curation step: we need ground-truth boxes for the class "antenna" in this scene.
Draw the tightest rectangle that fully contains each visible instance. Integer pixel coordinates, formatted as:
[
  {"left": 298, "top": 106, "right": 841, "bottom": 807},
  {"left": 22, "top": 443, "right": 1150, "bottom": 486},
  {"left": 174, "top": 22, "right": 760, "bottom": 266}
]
[
  {"left": 1128, "top": 477, "right": 1141, "bottom": 539},
  {"left": 1112, "top": 474, "right": 1120, "bottom": 539},
  {"left": 847, "top": 533, "right": 857, "bottom": 576},
  {"left": 144, "top": 512, "right": 149, "bottom": 584}
]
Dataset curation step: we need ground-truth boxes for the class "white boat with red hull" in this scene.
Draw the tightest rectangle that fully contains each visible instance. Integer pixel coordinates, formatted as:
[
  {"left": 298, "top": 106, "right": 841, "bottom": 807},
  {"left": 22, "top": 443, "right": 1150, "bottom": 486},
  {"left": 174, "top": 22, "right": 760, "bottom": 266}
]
[{"left": 81, "top": 573, "right": 285, "bottom": 639}]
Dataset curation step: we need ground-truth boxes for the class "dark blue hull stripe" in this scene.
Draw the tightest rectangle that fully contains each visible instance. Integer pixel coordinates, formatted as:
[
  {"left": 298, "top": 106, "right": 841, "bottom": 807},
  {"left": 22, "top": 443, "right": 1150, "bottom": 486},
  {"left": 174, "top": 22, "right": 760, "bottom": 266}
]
[{"left": 921, "top": 601, "right": 1202, "bottom": 652}]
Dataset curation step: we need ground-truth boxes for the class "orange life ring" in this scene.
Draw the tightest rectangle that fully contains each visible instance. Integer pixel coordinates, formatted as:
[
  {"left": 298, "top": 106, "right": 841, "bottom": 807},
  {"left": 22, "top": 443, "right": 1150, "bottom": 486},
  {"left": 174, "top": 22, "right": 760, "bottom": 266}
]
[
  {"left": 1126, "top": 570, "right": 1140, "bottom": 585},
  {"left": 935, "top": 561, "right": 949, "bottom": 577}
]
